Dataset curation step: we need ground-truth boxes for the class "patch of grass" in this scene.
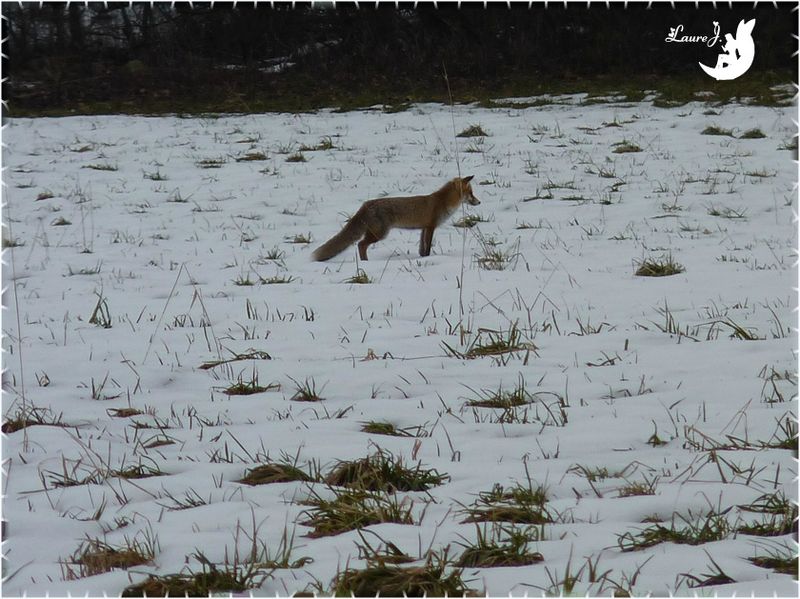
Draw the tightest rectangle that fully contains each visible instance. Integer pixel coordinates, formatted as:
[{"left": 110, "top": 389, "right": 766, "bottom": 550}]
[
  {"left": 2, "top": 237, "right": 25, "bottom": 248},
  {"left": 344, "top": 269, "right": 372, "bottom": 284},
  {"left": 542, "top": 178, "right": 577, "bottom": 190},
  {"left": 64, "top": 534, "right": 156, "bottom": 579},
  {"left": 260, "top": 274, "right": 296, "bottom": 284},
  {"left": 743, "top": 168, "right": 775, "bottom": 178},
  {"left": 67, "top": 262, "right": 103, "bottom": 276},
  {"left": 233, "top": 273, "right": 256, "bottom": 286},
  {"left": 457, "top": 124, "right": 489, "bottom": 137},
  {"left": 701, "top": 125, "right": 735, "bottom": 136},
  {"left": 235, "top": 151, "right": 268, "bottom": 162},
  {"left": 683, "top": 413, "right": 795, "bottom": 451},
  {"left": 617, "top": 510, "right": 731, "bottom": 551},
  {"left": 224, "top": 371, "right": 279, "bottom": 396},
  {"left": 107, "top": 407, "right": 144, "bottom": 418},
  {"left": 238, "top": 455, "right": 317, "bottom": 486},
  {"left": 143, "top": 169, "right": 167, "bottom": 181},
  {"left": 51, "top": 216, "right": 72, "bottom": 226},
  {"left": 83, "top": 163, "right": 118, "bottom": 171},
  {"left": 359, "top": 421, "right": 429, "bottom": 437},
  {"left": 112, "top": 462, "right": 164, "bottom": 479},
  {"left": 43, "top": 458, "right": 105, "bottom": 488},
  {"left": 299, "top": 136, "right": 336, "bottom": 151},
  {"left": 617, "top": 475, "right": 660, "bottom": 498},
  {"left": 713, "top": 317, "right": 762, "bottom": 340},
  {"left": 634, "top": 255, "right": 684, "bottom": 277},
  {"left": 568, "top": 464, "right": 627, "bottom": 482},
  {"left": 473, "top": 235, "right": 519, "bottom": 271},
  {"left": 360, "top": 421, "right": 408, "bottom": 436},
  {"left": 522, "top": 189, "right": 554, "bottom": 201},
  {"left": 199, "top": 349, "right": 272, "bottom": 370},
  {"left": 382, "top": 102, "right": 412, "bottom": 113},
  {"left": 612, "top": 140, "right": 641, "bottom": 153},
  {"left": 331, "top": 547, "right": 475, "bottom": 597},
  {"left": 748, "top": 541, "right": 797, "bottom": 577},
  {"left": 88, "top": 293, "right": 112, "bottom": 328},
  {"left": 679, "top": 551, "right": 736, "bottom": 588},
  {"left": 121, "top": 552, "right": 268, "bottom": 597},
  {"left": 324, "top": 449, "right": 449, "bottom": 492},
  {"left": 739, "top": 128, "right": 766, "bottom": 139},
  {"left": 256, "top": 526, "right": 313, "bottom": 570},
  {"left": 289, "top": 376, "right": 325, "bottom": 402},
  {"left": 259, "top": 246, "right": 285, "bottom": 261},
  {"left": 158, "top": 488, "right": 209, "bottom": 511},
  {"left": 452, "top": 213, "right": 489, "bottom": 228},
  {"left": 36, "top": 190, "right": 54, "bottom": 200},
  {"left": 299, "top": 487, "right": 416, "bottom": 537},
  {"left": 455, "top": 523, "right": 544, "bottom": 567},
  {"left": 444, "top": 322, "right": 536, "bottom": 360},
  {"left": 707, "top": 205, "right": 747, "bottom": 219},
  {"left": 2, "top": 405, "right": 67, "bottom": 433},
  {"left": 460, "top": 477, "right": 551, "bottom": 525},
  {"left": 196, "top": 157, "right": 227, "bottom": 168},
  {"left": 737, "top": 491, "right": 797, "bottom": 537},
  {"left": 285, "top": 152, "right": 307, "bottom": 162},
  {"left": 778, "top": 137, "right": 798, "bottom": 152},
  {"left": 285, "top": 232, "right": 311, "bottom": 244},
  {"left": 465, "top": 383, "right": 530, "bottom": 409}
]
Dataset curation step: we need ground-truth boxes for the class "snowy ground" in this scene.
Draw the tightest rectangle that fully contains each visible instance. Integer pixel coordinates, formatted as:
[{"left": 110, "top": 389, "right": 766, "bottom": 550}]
[{"left": 2, "top": 95, "right": 797, "bottom": 596}]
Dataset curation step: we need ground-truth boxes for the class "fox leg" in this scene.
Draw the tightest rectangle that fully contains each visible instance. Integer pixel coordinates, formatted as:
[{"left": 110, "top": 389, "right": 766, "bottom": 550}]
[
  {"left": 358, "top": 227, "right": 387, "bottom": 260},
  {"left": 419, "top": 227, "right": 434, "bottom": 257}
]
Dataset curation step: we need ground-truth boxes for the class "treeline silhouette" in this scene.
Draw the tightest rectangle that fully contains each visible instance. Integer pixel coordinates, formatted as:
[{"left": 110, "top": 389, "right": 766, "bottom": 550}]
[{"left": 3, "top": 2, "right": 795, "bottom": 113}]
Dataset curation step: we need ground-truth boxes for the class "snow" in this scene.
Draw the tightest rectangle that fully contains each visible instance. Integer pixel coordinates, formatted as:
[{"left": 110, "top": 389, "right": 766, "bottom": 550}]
[{"left": 2, "top": 97, "right": 796, "bottom": 596}]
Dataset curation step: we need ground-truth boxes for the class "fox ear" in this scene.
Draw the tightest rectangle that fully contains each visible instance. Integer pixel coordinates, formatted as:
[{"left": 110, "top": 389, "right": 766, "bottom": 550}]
[{"left": 462, "top": 175, "right": 474, "bottom": 183}]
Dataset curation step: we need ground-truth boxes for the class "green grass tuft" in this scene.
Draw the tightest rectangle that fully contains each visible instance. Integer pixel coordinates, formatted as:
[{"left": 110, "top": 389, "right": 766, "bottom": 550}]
[
  {"left": 324, "top": 449, "right": 449, "bottom": 492},
  {"left": 331, "top": 547, "right": 475, "bottom": 597},
  {"left": 461, "top": 479, "right": 551, "bottom": 525},
  {"left": 739, "top": 128, "right": 766, "bottom": 139},
  {"left": 455, "top": 523, "right": 544, "bottom": 568},
  {"left": 617, "top": 510, "right": 731, "bottom": 551},
  {"left": 238, "top": 461, "right": 316, "bottom": 486},
  {"left": 457, "top": 124, "right": 489, "bottom": 137},
  {"left": 344, "top": 269, "right": 372, "bottom": 284},
  {"left": 300, "top": 487, "right": 416, "bottom": 537},
  {"left": 612, "top": 140, "right": 642, "bottom": 153},
  {"left": 701, "top": 125, "right": 734, "bottom": 136},
  {"left": 634, "top": 255, "right": 685, "bottom": 277}
]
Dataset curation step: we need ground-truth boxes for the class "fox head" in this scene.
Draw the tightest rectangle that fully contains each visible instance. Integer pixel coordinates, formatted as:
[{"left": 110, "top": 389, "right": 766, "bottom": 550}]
[{"left": 459, "top": 175, "right": 481, "bottom": 206}]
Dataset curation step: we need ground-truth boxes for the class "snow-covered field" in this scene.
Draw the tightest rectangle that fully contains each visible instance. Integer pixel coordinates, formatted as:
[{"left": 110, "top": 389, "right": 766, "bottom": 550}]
[{"left": 2, "top": 95, "right": 797, "bottom": 596}]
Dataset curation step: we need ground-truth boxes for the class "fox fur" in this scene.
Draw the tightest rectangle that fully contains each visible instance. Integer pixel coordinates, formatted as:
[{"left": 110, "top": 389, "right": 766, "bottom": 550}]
[{"left": 312, "top": 176, "right": 480, "bottom": 261}]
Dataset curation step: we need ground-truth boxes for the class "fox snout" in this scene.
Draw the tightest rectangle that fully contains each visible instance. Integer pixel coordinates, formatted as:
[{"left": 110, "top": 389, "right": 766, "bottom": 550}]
[{"left": 467, "top": 194, "right": 480, "bottom": 206}]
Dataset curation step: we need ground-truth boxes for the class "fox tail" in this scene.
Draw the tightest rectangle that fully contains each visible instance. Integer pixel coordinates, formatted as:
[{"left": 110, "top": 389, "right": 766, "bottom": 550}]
[{"left": 311, "top": 216, "right": 366, "bottom": 261}]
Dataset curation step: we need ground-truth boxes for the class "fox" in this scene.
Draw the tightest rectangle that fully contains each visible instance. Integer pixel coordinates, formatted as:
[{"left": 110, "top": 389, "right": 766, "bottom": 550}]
[{"left": 312, "top": 176, "right": 480, "bottom": 261}]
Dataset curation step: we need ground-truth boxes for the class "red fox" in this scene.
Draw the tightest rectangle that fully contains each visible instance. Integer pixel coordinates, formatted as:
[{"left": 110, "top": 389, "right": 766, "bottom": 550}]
[{"left": 312, "top": 176, "right": 480, "bottom": 261}]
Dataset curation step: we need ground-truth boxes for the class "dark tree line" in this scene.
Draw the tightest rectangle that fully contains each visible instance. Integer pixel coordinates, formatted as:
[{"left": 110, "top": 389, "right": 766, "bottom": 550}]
[{"left": 3, "top": 2, "right": 795, "bottom": 113}]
